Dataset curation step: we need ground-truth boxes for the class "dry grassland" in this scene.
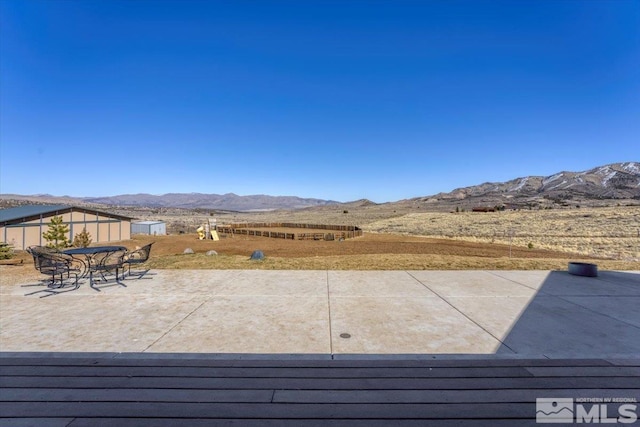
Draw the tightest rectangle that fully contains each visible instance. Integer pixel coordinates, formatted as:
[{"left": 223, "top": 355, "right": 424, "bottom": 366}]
[
  {"left": 144, "top": 254, "right": 597, "bottom": 271},
  {"left": 365, "top": 206, "right": 640, "bottom": 260},
  {"left": 2, "top": 205, "right": 637, "bottom": 285},
  {"left": 122, "top": 204, "right": 640, "bottom": 265}
]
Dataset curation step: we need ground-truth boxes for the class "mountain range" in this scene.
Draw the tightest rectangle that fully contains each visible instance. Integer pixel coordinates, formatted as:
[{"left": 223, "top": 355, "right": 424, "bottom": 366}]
[
  {"left": 0, "top": 192, "right": 337, "bottom": 212},
  {"left": 1, "top": 162, "right": 638, "bottom": 211},
  {"left": 83, "top": 193, "right": 337, "bottom": 211},
  {"left": 416, "top": 162, "right": 640, "bottom": 207}
]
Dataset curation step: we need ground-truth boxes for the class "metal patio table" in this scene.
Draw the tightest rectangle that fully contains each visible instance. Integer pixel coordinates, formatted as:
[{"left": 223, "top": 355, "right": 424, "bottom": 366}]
[{"left": 63, "top": 246, "right": 127, "bottom": 291}]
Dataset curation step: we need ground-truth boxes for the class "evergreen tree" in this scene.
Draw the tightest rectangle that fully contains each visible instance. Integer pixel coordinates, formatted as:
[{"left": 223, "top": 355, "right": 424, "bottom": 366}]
[
  {"left": 42, "top": 215, "right": 71, "bottom": 249},
  {"left": 73, "top": 227, "right": 92, "bottom": 248},
  {"left": 0, "top": 242, "right": 13, "bottom": 260}
]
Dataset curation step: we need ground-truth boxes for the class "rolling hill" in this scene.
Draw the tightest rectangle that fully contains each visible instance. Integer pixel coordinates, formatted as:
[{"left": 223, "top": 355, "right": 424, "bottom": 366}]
[
  {"left": 1, "top": 162, "right": 638, "bottom": 211},
  {"left": 406, "top": 162, "right": 639, "bottom": 209}
]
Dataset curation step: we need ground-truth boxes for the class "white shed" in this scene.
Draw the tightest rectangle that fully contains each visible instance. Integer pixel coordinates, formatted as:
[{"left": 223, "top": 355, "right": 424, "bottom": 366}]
[{"left": 131, "top": 220, "right": 166, "bottom": 236}]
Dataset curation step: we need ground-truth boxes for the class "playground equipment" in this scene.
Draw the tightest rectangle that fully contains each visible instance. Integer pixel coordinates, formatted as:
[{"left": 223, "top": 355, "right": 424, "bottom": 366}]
[{"left": 197, "top": 219, "right": 219, "bottom": 241}]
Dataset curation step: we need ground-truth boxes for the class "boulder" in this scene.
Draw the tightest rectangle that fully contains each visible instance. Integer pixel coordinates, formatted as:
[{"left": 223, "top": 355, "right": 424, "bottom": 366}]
[
  {"left": 250, "top": 250, "right": 265, "bottom": 261},
  {"left": 183, "top": 248, "right": 194, "bottom": 254},
  {"left": 206, "top": 250, "right": 218, "bottom": 256}
]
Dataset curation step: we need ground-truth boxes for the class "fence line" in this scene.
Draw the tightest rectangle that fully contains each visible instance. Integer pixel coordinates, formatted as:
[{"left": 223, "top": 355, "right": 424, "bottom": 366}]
[{"left": 216, "top": 223, "right": 363, "bottom": 240}]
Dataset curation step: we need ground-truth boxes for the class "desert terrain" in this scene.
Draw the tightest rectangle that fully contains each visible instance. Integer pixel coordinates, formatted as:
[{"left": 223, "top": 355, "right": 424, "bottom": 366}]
[
  {"left": 2, "top": 204, "right": 637, "bottom": 286},
  {"left": 116, "top": 202, "right": 640, "bottom": 260}
]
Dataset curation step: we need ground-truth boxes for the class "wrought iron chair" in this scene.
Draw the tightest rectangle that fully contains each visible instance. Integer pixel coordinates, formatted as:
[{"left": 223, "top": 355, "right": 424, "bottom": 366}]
[
  {"left": 27, "top": 246, "right": 57, "bottom": 273},
  {"left": 122, "top": 242, "right": 154, "bottom": 279},
  {"left": 25, "top": 247, "right": 81, "bottom": 297},
  {"left": 89, "top": 248, "right": 128, "bottom": 291}
]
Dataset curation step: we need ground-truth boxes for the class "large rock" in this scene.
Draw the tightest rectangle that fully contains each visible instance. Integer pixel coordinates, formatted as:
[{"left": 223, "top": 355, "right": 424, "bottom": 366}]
[
  {"left": 183, "top": 248, "right": 194, "bottom": 254},
  {"left": 250, "top": 250, "right": 265, "bottom": 261}
]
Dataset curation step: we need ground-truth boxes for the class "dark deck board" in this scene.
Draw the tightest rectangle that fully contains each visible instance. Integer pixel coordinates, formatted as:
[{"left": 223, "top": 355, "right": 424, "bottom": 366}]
[
  {"left": 525, "top": 366, "right": 640, "bottom": 377},
  {"left": 0, "top": 353, "right": 619, "bottom": 367},
  {"left": 1, "top": 388, "right": 274, "bottom": 403},
  {"left": 0, "top": 401, "right": 541, "bottom": 418},
  {"left": 273, "top": 388, "right": 640, "bottom": 404},
  {"left": 2, "top": 419, "right": 543, "bottom": 427},
  {"left": 1, "top": 353, "right": 638, "bottom": 426},
  {"left": 5, "top": 388, "right": 639, "bottom": 404},
  {"left": 3, "top": 375, "right": 638, "bottom": 389},
  {"left": 0, "top": 419, "right": 74, "bottom": 427},
  {"left": 0, "top": 365, "right": 538, "bottom": 378}
]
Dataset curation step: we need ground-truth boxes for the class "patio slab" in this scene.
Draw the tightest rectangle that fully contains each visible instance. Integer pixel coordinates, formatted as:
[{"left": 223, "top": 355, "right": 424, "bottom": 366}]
[
  {"left": 1, "top": 269, "right": 639, "bottom": 358},
  {"left": 148, "top": 295, "right": 331, "bottom": 353},
  {"left": 443, "top": 296, "right": 536, "bottom": 341},
  {"left": 409, "top": 270, "right": 538, "bottom": 297},
  {"left": 330, "top": 296, "right": 502, "bottom": 354},
  {"left": 495, "top": 295, "right": 640, "bottom": 357},
  {"left": 328, "top": 270, "right": 436, "bottom": 297},
  {"left": 534, "top": 271, "right": 640, "bottom": 297}
]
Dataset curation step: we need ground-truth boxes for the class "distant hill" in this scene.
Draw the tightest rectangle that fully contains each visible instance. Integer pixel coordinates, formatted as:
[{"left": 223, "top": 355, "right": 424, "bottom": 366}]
[
  {"left": 83, "top": 193, "right": 338, "bottom": 211},
  {"left": 407, "top": 162, "right": 640, "bottom": 209},
  {"left": 1, "top": 162, "right": 638, "bottom": 211},
  {"left": 0, "top": 192, "right": 339, "bottom": 211}
]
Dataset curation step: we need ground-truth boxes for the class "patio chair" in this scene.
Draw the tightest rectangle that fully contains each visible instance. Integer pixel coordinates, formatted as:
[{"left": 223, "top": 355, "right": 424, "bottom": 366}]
[
  {"left": 24, "top": 248, "right": 81, "bottom": 297},
  {"left": 122, "top": 242, "right": 154, "bottom": 279},
  {"left": 27, "top": 246, "right": 67, "bottom": 281},
  {"left": 89, "top": 248, "right": 128, "bottom": 291},
  {"left": 27, "top": 246, "right": 57, "bottom": 269}
]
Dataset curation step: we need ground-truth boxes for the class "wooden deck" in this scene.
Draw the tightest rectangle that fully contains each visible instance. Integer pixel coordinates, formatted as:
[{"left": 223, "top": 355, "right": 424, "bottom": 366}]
[{"left": 1, "top": 354, "right": 638, "bottom": 426}]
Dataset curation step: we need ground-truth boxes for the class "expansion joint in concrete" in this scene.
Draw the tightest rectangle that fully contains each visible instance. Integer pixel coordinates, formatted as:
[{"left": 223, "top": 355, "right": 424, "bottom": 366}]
[
  {"left": 405, "top": 271, "right": 517, "bottom": 354},
  {"left": 142, "top": 298, "right": 212, "bottom": 352},
  {"left": 326, "top": 270, "right": 334, "bottom": 355}
]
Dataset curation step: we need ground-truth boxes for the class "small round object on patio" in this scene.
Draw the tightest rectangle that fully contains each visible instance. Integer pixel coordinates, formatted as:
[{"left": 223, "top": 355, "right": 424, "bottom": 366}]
[{"left": 568, "top": 262, "right": 598, "bottom": 277}]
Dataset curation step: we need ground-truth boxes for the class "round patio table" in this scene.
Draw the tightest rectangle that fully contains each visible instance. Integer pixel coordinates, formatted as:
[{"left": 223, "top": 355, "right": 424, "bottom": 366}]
[{"left": 63, "top": 246, "right": 127, "bottom": 279}]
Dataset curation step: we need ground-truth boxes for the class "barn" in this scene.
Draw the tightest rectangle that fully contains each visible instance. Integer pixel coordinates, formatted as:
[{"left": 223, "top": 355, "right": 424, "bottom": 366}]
[
  {"left": 131, "top": 220, "right": 166, "bottom": 236},
  {"left": 0, "top": 205, "right": 132, "bottom": 250}
]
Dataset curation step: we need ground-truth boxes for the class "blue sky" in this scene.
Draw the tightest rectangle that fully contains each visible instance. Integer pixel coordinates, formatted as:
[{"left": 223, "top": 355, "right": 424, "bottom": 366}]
[{"left": 1, "top": 0, "right": 638, "bottom": 203}]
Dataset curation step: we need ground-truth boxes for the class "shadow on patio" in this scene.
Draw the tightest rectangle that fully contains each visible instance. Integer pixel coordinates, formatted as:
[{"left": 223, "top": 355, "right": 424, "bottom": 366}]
[{"left": 495, "top": 270, "right": 640, "bottom": 357}]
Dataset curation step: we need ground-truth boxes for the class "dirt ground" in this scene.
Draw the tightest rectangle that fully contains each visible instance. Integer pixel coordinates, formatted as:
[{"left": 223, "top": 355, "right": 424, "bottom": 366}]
[
  {"left": 2, "top": 230, "right": 636, "bottom": 287},
  {"left": 148, "top": 231, "right": 640, "bottom": 268},
  {"left": 148, "top": 232, "right": 576, "bottom": 259}
]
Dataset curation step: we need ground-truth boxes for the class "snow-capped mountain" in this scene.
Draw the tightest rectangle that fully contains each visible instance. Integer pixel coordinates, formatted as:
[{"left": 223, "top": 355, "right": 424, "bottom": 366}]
[{"left": 424, "top": 162, "right": 640, "bottom": 205}]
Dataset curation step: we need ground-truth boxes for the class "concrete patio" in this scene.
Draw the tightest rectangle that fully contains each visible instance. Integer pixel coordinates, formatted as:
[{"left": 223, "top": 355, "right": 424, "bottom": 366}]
[
  {"left": 2, "top": 269, "right": 639, "bottom": 358},
  {"left": 2, "top": 269, "right": 639, "bottom": 426}
]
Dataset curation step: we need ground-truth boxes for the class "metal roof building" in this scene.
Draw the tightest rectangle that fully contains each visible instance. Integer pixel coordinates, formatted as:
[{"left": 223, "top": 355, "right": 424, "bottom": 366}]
[
  {"left": 131, "top": 220, "right": 166, "bottom": 236},
  {"left": 0, "top": 205, "right": 133, "bottom": 250}
]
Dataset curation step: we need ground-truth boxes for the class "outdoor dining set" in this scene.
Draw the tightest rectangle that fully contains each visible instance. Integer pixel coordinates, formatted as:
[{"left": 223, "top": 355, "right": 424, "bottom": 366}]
[{"left": 24, "top": 243, "right": 154, "bottom": 297}]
